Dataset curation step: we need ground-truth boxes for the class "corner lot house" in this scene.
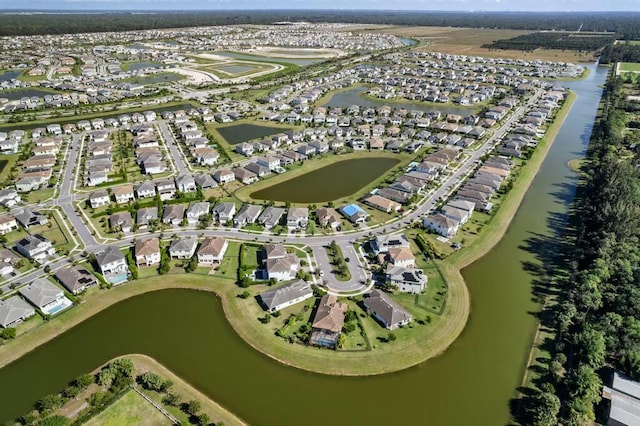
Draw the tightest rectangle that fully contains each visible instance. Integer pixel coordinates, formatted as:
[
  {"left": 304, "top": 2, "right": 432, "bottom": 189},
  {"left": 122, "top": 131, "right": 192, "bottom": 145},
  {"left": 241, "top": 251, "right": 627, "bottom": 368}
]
[
  {"left": 197, "top": 237, "right": 228, "bottom": 265},
  {"left": 264, "top": 243, "right": 299, "bottom": 281},
  {"left": 258, "top": 280, "right": 313, "bottom": 313},
  {"left": 55, "top": 265, "right": 98, "bottom": 295},
  {"left": 96, "top": 245, "right": 129, "bottom": 285},
  {"left": 19, "top": 278, "right": 73, "bottom": 315},
  {"left": 135, "top": 237, "right": 161, "bottom": 267},
  {"left": 363, "top": 289, "right": 412, "bottom": 330},
  {"left": 0, "top": 296, "right": 35, "bottom": 328},
  {"left": 15, "top": 234, "right": 56, "bottom": 262}
]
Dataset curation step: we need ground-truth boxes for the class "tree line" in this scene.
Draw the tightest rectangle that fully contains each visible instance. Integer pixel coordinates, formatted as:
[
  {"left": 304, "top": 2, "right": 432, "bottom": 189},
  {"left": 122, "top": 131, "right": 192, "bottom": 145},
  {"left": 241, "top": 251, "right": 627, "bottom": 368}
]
[
  {"left": 599, "top": 43, "right": 640, "bottom": 64},
  {"left": 2, "top": 11, "right": 640, "bottom": 37},
  {"left": 483, "top": 32, "right": 615, "bottom": 52},
  {"left": 513, "top": 73, "right": 640, "bottom": 425}
]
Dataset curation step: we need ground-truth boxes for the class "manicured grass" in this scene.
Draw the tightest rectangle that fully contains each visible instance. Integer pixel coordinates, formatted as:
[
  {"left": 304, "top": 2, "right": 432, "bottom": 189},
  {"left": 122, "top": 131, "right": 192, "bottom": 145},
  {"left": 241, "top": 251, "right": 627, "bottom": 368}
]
[
  {"left": 24, "top": 187, "right": 55, "bottom": 203},
  {"left": 215, "top": 241, "right": 240, "bottom": 280},
  {"left": 620, "top": 62, "right": 640, "bottom": 72},
  {"left": 0, "top": 154, "right": 19, "bottom": 182},
  {"left": 85, "top": 389, "right": 170, "bottom": 426}
]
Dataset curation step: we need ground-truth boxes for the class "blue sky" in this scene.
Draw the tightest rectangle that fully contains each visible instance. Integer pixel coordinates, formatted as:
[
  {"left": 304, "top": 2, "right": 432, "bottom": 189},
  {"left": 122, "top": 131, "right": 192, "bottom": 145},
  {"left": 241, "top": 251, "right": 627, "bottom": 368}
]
[{"left": 5, "top": 0, "right": 640, "bottom": 12}]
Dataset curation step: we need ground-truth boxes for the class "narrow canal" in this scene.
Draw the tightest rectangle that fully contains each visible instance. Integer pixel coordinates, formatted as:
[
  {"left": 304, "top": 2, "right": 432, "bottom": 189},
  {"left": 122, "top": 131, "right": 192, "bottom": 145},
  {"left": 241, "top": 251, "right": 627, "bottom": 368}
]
[{"left": 0, "top": 65, "right": 608, "bottom": 425}]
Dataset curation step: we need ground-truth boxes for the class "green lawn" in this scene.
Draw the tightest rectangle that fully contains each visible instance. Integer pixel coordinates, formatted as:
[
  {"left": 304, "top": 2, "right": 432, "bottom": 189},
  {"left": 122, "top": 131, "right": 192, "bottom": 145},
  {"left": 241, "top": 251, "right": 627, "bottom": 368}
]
[
  {"left": 620, "top": 62, "right": 640, "bottom": 72},
  {"left": 0, "top": 154, "right": 19, "bottom": 183},
  {"left": 215, "top": 241, "right": 240, "bottom": 280},
  {"left": 85, "top": 390, "right": 170, "bottom": 426}
]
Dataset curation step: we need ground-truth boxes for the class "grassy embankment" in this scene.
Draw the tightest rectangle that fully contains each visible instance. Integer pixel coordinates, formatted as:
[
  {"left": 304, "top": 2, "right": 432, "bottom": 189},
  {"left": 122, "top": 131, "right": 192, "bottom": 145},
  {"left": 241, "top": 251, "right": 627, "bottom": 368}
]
[{"left": 0, "top": 93, "right": 576, "bottom": 379}]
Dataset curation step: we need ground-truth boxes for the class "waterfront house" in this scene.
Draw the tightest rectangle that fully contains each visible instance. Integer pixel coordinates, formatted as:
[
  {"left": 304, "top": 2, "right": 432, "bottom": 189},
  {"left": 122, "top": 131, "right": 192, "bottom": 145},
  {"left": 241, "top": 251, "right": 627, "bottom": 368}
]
[
  {"left": 234, "top": 168, "right": 258, "bottom": 185},
  {"left": 386, "top": 266, "right": 427, "bottom": 294},
  {"left": 363, "top": 289, "right": 412, "bottom": 330},
  {"left": 169, "top": 237, "right": 198, "bottom": 260},
  {"left": 0, "top": 296, "right": 35, "bottom": 328},
  {"left": 135, "top": 237, "right": 160, "bottom": 267},
  {"left": 197, "top": 237, "right": 228, "bottom": 265},
  {"left": 55, "top": 265, "right": 98, "bottom": 295},
  {"left": 95, "top": 245, "right": 129, "bottom": 285},
  {"left": 19, "top": 278, "right": 72, "bottom": 315},
  {"left": 258, "top": 280, "right": 313, "bottom": 313},
  {"left": 316, "top": 207, "right": 341, "bottom": 230},
  {"left": 309, "top": 294, "right": 347, "bottom": 349},
  {"left": 423, "top": 214, "right": 459, "bottom": 238}
]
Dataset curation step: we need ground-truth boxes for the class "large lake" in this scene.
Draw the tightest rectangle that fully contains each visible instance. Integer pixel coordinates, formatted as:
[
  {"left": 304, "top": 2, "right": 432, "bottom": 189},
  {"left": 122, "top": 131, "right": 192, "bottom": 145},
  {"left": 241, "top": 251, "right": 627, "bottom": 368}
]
[{"left": 0, "top": 65, "right": 608, "bottom": 425}]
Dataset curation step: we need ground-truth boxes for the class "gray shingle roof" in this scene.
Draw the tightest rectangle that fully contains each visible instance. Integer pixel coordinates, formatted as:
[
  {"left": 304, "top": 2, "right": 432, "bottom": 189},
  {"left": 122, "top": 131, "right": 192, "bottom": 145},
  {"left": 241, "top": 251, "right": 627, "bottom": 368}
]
[
  {"left": 0, "top": 296, "right": 34, "bottom": 328},
  {"left": 259, "top": 280, "right": 312, "bottom": 311}
]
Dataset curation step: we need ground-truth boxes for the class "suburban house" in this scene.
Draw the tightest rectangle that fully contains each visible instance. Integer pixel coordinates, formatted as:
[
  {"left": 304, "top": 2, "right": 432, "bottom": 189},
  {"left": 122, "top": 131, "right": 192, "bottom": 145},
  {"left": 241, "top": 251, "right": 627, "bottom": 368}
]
[
  {"left": 0, "top": 296, "right": 35, "bottom": 328},
  {"left": 340, "top": 204, "right": 369, "bottom": 224},
  {"left": 386, "top": 265, "right": 427, "bottom": 294},
  {"left": 234, "top": 168, "right": 259, "bottom": 185},
  {"left": 136, "top": 207, "right": 158, "bottom": 230},
  {"left": 113, "top": 185, "right": 135, "bottom": 204},
  {"left": 264, "top": 243, "right": 300, "bottom": 281},
  {"left": 257, "top": 206, "right": 285, "bottom": 230},
  {"left": 162, "top": 204, "right": 186, "bottom": 226},
  {"left": 55, "top": 265, "right": 98, "bottom": 295},
  {"left": 212, "top": 202, "right": 236, "bottom": 224},
  {"left": 441, "top": 205, "right": 472, "bottom": 225},
  {"left": 213, "top": 169, "right": 235, "bottom": 184},
  {"left": 15, "top": 234, "right": 56, "bottom": 263},
  {"left": 363, "top": 289, "right": 413, "bottom": 330},
  {"left": 168, "top": 237, "right": 198, "bottom": 259},
  {"left": 286, "top": 207, "right": 309, "bottom": 231},
  {"left": 0, "top": 214, "right": 18, "bottom": 235},
  {"left": 315, "top": 207, "right": 341, "bottom": 230},
  {"left": 258, "top": 280, "right": 313, "bottom": 313},
  {"left": 135, "top": 237, "right": 161, "bottom": 267},
  {"left": 309, "top": 294, "right": 347, "bottom": 349},
  {"left": 197, "top": 237, "right": 228, "bottom": 265},
  {"left": 19, "top": 278, "right": 72, "bottom": 315},
  {"left": 109, "top": 211, "right": 133, "bottom": 233},
  {"left": 363, "top": 194, "right": 401, "bottom": 213},
  {"left": 89, "top": 190, "right": 110, "bottom": 208},
  {"left": 95, "top": 245, "right": 129, "bottom": 285},
  {"left": 175, "top": 174, "right": 197, "bottom": 193},
  {"left": 15, "top": 210, "right": 49, "bottom": 229},
  {"left": 373, "top": 234, "right": 411, "bottom": 254},
  {"left": 423, "top": 214, "right": 460, "bottom": 238},
  {"left": 135, "top": 182, "right": 156, "bottom": 199},
  {"left": 156, "top": 179, "right": 176, "bottom": 201},
  {"left": 233, "top": 204, "right": 262, "bottom": 228},
  {"left": 386, "top": 247, "right": 416, "bottom": 268},
  {"left": 186, "top": 202, "right": 211, "bottom": 224}
]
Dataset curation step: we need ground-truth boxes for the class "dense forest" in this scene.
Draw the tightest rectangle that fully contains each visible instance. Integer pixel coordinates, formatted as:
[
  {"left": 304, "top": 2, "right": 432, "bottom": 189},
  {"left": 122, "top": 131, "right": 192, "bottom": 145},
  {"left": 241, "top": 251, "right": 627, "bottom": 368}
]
[
  {"left": 1, "top": 10, "right": 640, "bottom": 37},
  {"left": 483, "top": 32, "right": 616, "bottom": 52},
  {"left": 514, "top": 75, "right": 640, "bottom": 425},
  {"left": 600, "top": 43, "right": 640, "bottom": 64}
]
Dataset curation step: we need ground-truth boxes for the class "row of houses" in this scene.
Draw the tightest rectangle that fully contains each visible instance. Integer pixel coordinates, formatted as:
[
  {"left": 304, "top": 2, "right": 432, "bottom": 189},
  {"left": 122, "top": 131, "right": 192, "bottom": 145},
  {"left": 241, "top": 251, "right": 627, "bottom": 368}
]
[
  {"left": 15, "top": 136, "right": 64, "bottom": 193},
  {"left": 423, "top": 156, "right": 514, "bottom": 238}
]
